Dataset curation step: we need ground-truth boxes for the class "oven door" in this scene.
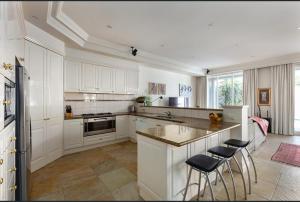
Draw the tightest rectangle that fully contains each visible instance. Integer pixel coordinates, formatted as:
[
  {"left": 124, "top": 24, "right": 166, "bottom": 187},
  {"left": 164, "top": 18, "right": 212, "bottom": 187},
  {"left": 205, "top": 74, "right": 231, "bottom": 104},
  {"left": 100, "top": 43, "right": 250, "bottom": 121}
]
[
  {"left": 84, "top": 117, "right": 116, "bottom": 137},
  {"left": 4, "top": 77, "right": 15, "bottom": 127}
]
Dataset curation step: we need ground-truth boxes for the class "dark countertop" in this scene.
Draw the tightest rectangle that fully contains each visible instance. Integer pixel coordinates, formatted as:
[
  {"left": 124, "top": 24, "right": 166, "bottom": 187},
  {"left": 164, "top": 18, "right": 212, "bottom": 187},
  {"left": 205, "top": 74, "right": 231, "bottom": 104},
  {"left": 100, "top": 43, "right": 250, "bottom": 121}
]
[{"left": 136, "top": 122, "right": 240, "bottom": 147}]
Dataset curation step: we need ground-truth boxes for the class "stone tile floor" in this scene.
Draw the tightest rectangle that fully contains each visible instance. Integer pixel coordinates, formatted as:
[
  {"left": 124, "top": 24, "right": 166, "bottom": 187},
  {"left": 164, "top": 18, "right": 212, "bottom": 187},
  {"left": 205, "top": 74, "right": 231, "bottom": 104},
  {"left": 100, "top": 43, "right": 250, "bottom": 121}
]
[{"left": 30, "top": 134, "right": 300, "bottom": 201}]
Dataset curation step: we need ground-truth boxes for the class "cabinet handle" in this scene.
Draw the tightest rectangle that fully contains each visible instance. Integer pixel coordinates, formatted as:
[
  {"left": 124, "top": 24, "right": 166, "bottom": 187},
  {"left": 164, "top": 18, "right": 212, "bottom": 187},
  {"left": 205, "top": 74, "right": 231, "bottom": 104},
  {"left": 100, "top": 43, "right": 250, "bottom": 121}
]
[
  {"left": 3, "top": 100, "right": 11, "bottom": 105},
  {"left": 0, "top": 178, "right": 3, "bottom": 184},
  {"left": 9, "top": 185, "right": 17, "bottom": 191},
  {"left": 9, "top": 167, "right": 16, "bottom": 173},
  {"left": 3, "top": 63, "right": 13, "bottom": 70},
  {"left": 10, "top": 136, "right": 16, "bottom": 142},
  {"left": 0, "top": 159, "right": 3, "bottom": 165},
  {"left": 10, "top": 149, "right": 16, "bottom": 154},
  {"left": 43, "top": 118, "right": 50, "bottom": 120}
]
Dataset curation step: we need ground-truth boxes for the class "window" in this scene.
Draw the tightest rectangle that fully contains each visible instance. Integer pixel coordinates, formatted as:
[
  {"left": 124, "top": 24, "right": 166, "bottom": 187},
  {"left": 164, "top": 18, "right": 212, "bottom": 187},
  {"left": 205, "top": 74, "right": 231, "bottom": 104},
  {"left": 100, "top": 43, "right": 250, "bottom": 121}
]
[
  {"left": 295, "top": 68, "right": 300, "bottom": 132},
  {"left": 207, "top": 72, "right": 243, "bottom": 108}
]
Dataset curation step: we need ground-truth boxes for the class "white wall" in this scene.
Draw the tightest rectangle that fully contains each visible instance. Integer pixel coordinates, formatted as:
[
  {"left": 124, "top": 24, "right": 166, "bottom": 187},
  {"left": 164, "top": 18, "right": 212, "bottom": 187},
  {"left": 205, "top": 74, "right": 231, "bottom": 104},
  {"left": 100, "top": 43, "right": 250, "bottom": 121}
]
[
  {"left": 25, "top": 20, "right": 65, "bottom": 55},
  {"left": 138, "top": 64, "right": 197, "bottom": 107}
]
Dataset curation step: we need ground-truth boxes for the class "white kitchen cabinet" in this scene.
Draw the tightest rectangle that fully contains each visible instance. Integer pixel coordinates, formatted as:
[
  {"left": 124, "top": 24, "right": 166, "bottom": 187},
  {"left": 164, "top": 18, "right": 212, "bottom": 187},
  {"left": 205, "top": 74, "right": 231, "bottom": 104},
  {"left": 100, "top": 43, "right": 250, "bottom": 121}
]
[
  {"left": 126, "top": 70, "right": 139, "bottom": 94},
  {"left": 63, "top": 119, "right": 84, "bottom": 150},
  {"left": 128, "top": 116, "right": 137, "bottom": 141},
  {"left": 46, "top": 50, "right": 64, "bottom": 119},
  {"left": 25, "top": 41, "right": 46, "bottom": 121},
  {"left": 114, "top": 69, "right": 126, "bottom": 94},
  {"left": 81, "top": 63, "right": 97, "bottom": 92},
  {"left": 98, "top": 66, "right": 114, "bottom": 93},
  {"left": 64, "top": 60, "right": 81, "bottom": 92},
  {"left": 30, "top": 120, "right": 46, "bottom": 171},
  {"left": 26, "top": 41, "right": 64, "bottom": 172},
  {"left": 116, "top": 115, "right": 129, "bottom": 139},
  {"left": 0, "top": 75, "right": 4, "bottom": 131}
]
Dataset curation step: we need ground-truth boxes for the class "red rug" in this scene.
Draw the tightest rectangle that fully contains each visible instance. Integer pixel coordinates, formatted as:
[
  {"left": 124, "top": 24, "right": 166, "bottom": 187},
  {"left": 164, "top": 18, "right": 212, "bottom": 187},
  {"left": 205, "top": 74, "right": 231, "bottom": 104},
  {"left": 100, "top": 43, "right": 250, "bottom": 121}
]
[{"left": 271, "top": 143, "right": 300, "bottom": 167}]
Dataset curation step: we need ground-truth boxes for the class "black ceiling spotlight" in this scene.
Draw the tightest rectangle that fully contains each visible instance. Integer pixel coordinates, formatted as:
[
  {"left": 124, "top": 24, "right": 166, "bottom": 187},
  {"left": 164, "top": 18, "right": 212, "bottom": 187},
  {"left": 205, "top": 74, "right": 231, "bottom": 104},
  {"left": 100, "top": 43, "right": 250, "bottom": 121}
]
[
  {"left": 206, "top": 69, "right": 210, "bottom": 75},
  {"left": 131, "top": 46, "right": 138, "bottom": 56}
]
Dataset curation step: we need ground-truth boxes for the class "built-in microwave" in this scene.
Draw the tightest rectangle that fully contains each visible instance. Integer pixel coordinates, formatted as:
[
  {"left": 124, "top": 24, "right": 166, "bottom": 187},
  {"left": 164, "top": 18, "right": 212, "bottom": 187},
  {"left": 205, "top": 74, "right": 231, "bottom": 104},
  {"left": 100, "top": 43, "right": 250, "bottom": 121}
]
[{"left": 4, "top": 77, "right": 15, "bottom": 127}]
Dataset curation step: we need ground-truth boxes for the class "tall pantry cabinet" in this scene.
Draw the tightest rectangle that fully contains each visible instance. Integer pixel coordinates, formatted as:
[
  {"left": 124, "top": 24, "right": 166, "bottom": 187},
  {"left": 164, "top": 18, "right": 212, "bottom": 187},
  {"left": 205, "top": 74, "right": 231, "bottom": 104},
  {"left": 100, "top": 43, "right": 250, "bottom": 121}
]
[{"left": 25, "top": 41, "right": 64, "bottom": 172}]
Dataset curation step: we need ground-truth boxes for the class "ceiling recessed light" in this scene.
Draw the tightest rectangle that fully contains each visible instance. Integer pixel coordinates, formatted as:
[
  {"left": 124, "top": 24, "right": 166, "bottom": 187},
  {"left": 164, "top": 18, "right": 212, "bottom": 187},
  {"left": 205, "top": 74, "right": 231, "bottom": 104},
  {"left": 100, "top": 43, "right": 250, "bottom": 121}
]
[
  {"left": 106, "top": 25, "right": 112, "bottom": 29},
  {"left": 297, "top": 27, "right": 300, "bottom": 30}
]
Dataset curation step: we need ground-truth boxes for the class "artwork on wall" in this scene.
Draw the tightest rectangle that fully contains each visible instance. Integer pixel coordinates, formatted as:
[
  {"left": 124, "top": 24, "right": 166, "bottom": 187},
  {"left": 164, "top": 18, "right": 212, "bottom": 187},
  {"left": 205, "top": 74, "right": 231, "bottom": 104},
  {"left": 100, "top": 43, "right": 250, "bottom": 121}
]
[
  {"left": 257, "top": 88, "right": 271, "bottom": 106},
  {"left": 179, "top": 84, "right": 192, "bottom": 97},
  {"left": 148, "top": 82, "right": 166, "bottom": 95}
]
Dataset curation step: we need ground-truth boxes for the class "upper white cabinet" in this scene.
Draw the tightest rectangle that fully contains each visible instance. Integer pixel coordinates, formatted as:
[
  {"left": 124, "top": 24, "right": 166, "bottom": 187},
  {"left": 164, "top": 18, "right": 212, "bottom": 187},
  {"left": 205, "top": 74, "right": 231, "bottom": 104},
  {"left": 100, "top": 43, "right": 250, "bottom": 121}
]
[
  {"left": 81, "top": 63, "right": 97, "bottom": 92},
  {"left": 63, "top": 60, "right": 139, "bottom": 94},
  {"left": 114, "top": 69, "right": 126, "bottom": 94},
  {"left": 98, "top": 66, "right": 114, "bottom": 93},
  {"left": 64, "top": 60, "right": 81, "bottom": 92},
  {"left": 126, "top": 70, "right": 139, "bottom": 94},
  {"left": 46, "top": 50, "right": 64, "bottom": 119}
]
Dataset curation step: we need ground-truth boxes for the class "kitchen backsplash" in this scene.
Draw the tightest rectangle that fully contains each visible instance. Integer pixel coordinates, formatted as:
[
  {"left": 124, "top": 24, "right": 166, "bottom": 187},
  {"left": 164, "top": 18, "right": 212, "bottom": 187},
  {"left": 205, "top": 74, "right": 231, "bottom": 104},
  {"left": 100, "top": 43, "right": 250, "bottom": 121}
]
[{"left": 64, "top": 93, "right": 136, "bottom": 115}]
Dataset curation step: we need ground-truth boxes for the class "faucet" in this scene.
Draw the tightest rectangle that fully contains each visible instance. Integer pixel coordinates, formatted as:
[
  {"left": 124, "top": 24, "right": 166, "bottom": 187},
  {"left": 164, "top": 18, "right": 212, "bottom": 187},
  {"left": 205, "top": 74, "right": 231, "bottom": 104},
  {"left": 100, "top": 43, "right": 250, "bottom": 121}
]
[{"left": 163, "top": 111, "right": 172, "bottom": 117}]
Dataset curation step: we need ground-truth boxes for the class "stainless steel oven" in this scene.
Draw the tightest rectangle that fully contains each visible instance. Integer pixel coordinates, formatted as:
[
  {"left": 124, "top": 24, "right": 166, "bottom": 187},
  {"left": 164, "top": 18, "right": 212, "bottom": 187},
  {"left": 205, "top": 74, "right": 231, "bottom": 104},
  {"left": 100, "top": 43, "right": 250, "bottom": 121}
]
[
  {"left": 83, "top": 116, "right": 116, "bottom": 137},
  {"left": 4, "top": 77, "right": 15, "bottom": 127}
]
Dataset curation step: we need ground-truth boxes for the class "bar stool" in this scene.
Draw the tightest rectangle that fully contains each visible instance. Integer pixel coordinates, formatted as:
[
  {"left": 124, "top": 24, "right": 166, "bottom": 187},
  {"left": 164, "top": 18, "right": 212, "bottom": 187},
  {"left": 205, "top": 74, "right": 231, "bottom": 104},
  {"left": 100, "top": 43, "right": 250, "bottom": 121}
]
[
  {"left": 206, "top": 146, "right": 247, "bottom": 200},
  {"left": 224, "top": 139, "right": 258, "bottom": 194},
  {"left": 183, "top": 154, "right": 230, "bottom": 201}
]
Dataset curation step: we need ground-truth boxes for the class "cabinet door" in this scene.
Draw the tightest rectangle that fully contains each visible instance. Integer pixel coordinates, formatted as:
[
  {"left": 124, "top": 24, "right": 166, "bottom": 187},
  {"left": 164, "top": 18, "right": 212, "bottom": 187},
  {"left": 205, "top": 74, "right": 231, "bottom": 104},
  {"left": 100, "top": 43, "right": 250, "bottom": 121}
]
[
  {"left": 46, "top": 117, "right": 63, "bottom": 162},
  {"left": 81, "top": 63, "right": 97, "bottom": 92},
  {"left": 26, "top": 41, "right": 46, "bottom": 121},
  {"left": 64, "top": 60, "right": 81, "bottom": 92},
  {"left": 126, "top": 70, "right": 139, "bottom": 94},
  {"left": 31, "top": 120, "right": 46, "bottom": 172},
  {"left": 116, "top": 116, "right": 129, "bottom": 138},
  {"left": 63, "top": 119, "right": 83, "bottom": 150},
  {"left": 99, "top": 66, "right": 114, "bottom": 93},
  {"left": 115, "top": 69, "right": 126, "bottom": 94},
  {"left": 46, "top": 50, "right": 63, "bottom": 119},
  {"left": 0, "top": 75, "right": 4, "bottom": 131}
]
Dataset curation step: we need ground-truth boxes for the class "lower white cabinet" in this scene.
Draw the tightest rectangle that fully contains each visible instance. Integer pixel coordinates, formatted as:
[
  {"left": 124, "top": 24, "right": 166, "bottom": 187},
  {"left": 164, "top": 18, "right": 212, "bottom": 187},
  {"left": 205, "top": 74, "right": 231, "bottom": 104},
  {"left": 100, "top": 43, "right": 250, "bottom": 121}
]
[
  {"left": 63, "top": 119, "right": 84, "bottom": 150},
  {"left": 0, "top": 121, "right": 16, "bottom": 201},
  {"left": 116, "top": 115, "right": 129, "bottom": 139},
  {"left": 128, "top": 116, "right": 137, "bottom": 141},
  {"left": 31, "top": 117, "right": 63, "bottom": 172}
]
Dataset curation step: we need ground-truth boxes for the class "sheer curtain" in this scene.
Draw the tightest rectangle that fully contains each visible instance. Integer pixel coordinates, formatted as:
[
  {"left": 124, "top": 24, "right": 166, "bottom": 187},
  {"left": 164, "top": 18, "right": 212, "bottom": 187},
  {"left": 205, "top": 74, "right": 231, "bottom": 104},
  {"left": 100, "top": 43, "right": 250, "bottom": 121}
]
[
  {"left": 243, "top": 69, "right": 258, "bottom": 116},
  {"left": 271, "top": 64, "right": 295, "bottom": 135},
  {"left": 196, "top": 76, "right": 207, "bottom": 108}
]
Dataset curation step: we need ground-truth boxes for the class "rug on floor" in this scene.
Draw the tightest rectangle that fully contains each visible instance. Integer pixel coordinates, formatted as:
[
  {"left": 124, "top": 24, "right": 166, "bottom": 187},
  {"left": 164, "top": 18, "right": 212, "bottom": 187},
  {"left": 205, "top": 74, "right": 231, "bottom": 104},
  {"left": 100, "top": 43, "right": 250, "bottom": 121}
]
[{"left": 271, "top": 143, "right": 300, "bottom": 167}]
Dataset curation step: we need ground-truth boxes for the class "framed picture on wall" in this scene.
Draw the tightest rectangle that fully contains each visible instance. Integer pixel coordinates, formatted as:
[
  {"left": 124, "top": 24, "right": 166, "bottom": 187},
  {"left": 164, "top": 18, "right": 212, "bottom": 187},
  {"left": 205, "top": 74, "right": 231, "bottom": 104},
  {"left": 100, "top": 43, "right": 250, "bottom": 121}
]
[{"left": 257, "top": 88, "right": 271, "bottom": 106}]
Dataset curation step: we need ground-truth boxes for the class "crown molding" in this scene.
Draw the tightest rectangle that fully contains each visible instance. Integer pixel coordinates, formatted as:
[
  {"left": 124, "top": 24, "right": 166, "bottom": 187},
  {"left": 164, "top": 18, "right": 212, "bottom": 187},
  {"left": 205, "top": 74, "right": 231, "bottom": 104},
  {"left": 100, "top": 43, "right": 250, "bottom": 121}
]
[{"left": 46, "top": 1, "right": 203, "bottom": 76}]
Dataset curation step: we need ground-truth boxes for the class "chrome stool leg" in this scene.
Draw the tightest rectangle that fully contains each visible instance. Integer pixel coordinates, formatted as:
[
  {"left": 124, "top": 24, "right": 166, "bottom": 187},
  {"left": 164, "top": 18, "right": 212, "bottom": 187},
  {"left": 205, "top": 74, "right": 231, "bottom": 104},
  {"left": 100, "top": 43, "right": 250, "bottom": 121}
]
[
  {"left": 245, "top": 147, "right": 258, "bottom": 183},
  {"left": 216, "top": 168, "right": 230, "bottom": 201},
  {"left": 233, "top": 156, "right": 247, "bottom": 200},
  {"left": 201, "top": 178, "right": 207, "bottom": 197},
  {"left": 240, "top": 150, "right": 251, "bottom": 194},
  {"left": 197, "top": 172, "right": 202, "bottom": 200},
  {"left": 183, "top": 167, "right": 193, "bottom": 201},
  {"left": 225, "top": 160, "right": 236, "bottom": 201},
  {"left": 205, "top": 172, "right": 215, "bottom": 201}
]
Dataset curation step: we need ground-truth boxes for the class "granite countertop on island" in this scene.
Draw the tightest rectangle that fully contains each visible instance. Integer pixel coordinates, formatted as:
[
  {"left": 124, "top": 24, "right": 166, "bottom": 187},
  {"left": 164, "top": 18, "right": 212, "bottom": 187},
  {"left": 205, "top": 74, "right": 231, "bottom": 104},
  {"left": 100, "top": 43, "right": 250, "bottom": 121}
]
[{"left": 136, "top": 120, "right": 240, "bottom": 147}]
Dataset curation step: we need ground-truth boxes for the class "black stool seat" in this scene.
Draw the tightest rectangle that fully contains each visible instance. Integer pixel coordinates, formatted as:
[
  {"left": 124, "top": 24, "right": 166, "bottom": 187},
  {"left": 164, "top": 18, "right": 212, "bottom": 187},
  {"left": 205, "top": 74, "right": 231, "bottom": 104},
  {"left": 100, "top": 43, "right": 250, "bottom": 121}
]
[
  {"left": 186, "top": 154, "right": 225, "bottom": 172},
  {"left": 224, "top": 139, "right": 250, "bottom": 148},
  {"left": 208, "top": 146, "right": 238, "bottom": 158}
]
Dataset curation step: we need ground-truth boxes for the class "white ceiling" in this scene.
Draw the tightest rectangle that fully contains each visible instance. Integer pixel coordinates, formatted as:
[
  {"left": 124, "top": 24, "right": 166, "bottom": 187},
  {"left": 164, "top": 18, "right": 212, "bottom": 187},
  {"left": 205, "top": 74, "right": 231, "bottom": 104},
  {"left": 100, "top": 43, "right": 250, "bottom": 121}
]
[{"left": 23, "top": 1, "right": 300, "bottom": 73}]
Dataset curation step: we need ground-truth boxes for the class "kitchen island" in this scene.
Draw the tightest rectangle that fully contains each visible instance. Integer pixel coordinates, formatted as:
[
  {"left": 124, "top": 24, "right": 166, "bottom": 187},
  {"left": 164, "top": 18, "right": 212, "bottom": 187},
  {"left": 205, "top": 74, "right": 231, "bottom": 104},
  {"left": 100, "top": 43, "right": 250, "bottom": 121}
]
[{"left": 136, "top": 106, "right": 248, "bottom": 201}]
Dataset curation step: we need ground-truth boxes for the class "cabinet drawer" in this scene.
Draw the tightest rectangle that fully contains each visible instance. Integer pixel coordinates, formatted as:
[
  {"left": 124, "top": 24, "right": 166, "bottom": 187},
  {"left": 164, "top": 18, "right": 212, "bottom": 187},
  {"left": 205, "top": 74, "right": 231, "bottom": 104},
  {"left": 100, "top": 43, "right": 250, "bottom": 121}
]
[{"left": 84, "top": 133, "right": 116, "bottom": 146}]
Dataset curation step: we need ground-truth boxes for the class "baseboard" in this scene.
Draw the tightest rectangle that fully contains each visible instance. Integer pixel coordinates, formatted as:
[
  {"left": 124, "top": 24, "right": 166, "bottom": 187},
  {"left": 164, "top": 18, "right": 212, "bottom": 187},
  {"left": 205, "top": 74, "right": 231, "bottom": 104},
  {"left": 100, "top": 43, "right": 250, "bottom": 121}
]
[{"left": 63, "top": 137, "right": 131, "bottom": 155}]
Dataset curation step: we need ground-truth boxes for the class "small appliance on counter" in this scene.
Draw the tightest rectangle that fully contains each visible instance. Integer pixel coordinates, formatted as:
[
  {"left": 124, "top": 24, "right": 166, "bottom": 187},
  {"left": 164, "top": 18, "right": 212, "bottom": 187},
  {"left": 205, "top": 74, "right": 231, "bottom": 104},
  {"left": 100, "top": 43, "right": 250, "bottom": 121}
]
[
  {"left": 65, "top": 105, "right": 73, "bottom": 119},
  {"left": 128, "top": 105, "right": 136, "bottom": 113},
  {"left": 209, "top": 112, "right": 223, "bottom": 124}
]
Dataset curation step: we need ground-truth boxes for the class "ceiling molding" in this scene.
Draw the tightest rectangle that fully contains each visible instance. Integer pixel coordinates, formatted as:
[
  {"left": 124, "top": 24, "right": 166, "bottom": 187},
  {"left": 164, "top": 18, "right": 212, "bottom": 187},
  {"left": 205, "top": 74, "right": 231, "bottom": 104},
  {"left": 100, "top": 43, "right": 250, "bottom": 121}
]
[
  {"left": 45, "top": 1, "right": 203, "bottom": 75},
  {"left": 209, "top": 52, "right": 300, "bottom": 75}
]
